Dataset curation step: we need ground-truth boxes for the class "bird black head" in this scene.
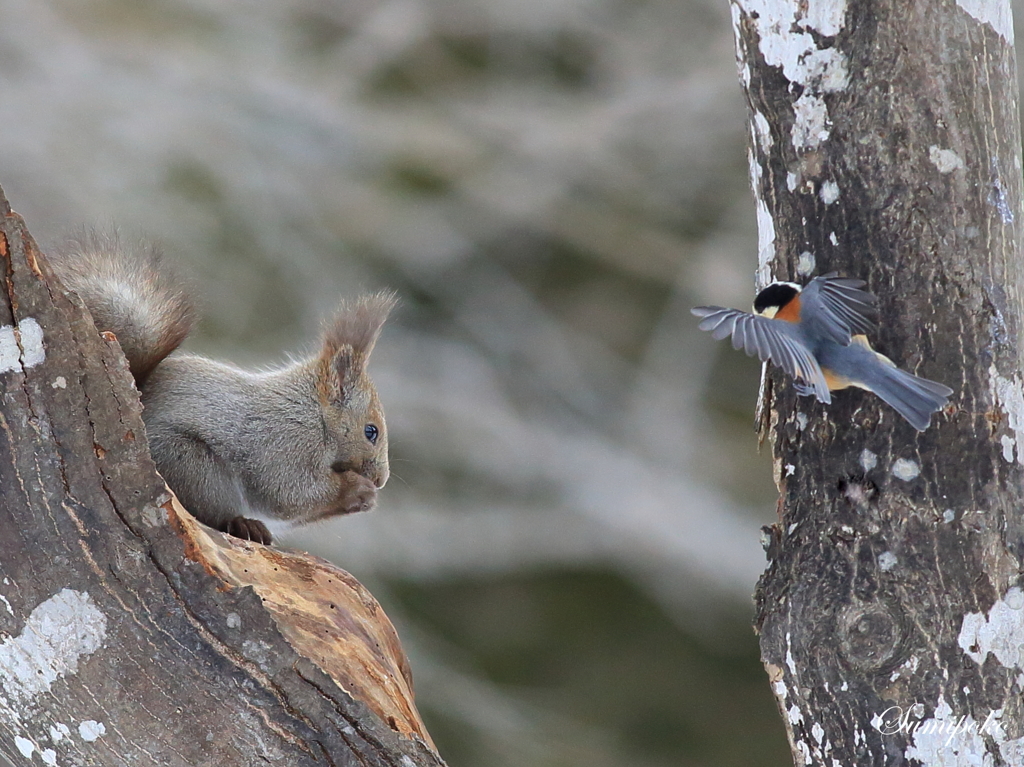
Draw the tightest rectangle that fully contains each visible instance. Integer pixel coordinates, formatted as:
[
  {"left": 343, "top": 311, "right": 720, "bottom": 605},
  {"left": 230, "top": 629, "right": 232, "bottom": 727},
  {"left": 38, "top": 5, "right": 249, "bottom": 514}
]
[{"left": 753, "top": 282, "right": 801, "bottom": 318}]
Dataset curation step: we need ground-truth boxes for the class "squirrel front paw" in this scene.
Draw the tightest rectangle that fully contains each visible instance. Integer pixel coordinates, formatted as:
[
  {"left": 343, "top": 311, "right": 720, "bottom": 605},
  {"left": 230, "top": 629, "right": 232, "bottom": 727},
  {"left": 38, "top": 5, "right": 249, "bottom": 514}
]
[
  {"left": 225, "top": 516, "right": 273, "bottom": 545},
  {"left": 336, "top": 471, "right": 379, "bottom": 515}
]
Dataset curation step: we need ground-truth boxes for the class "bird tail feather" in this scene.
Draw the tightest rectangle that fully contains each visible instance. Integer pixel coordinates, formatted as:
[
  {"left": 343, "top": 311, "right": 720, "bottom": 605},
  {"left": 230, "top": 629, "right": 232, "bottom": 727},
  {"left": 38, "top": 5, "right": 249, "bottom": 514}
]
[{"left": 869, "top": 363, "right": 953, "bottom": 431}]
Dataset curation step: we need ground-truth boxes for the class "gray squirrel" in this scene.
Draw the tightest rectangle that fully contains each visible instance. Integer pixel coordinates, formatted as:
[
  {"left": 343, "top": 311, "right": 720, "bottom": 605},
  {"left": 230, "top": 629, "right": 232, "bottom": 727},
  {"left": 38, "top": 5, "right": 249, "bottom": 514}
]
[{"left": 50, "top": 232, "right": 396, "bottom": 545}]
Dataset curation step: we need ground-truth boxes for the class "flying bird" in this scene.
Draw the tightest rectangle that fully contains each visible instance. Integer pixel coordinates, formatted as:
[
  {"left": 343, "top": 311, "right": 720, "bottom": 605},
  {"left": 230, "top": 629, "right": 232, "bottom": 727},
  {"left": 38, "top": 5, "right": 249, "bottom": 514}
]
[{"left": 692, "top": 274, "right": 952, "bottom": 430}]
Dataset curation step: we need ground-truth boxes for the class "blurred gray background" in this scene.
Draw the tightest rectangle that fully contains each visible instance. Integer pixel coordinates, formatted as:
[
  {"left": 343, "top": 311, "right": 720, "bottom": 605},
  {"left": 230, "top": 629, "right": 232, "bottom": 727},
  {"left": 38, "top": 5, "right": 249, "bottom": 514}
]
[{"left": 5, "top": 1, "right": 1019, "bottom": 765}]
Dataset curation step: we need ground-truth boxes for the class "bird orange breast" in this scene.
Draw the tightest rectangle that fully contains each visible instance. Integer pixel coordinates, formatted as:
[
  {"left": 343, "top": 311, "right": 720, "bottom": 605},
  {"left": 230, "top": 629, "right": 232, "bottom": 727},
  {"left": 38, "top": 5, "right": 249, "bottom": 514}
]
[
  {"left": 775, "top": 294, "right": 801, "bottom": 323},
  {"left": 823, "top": 368, "right": 853, "bottom": 391}
]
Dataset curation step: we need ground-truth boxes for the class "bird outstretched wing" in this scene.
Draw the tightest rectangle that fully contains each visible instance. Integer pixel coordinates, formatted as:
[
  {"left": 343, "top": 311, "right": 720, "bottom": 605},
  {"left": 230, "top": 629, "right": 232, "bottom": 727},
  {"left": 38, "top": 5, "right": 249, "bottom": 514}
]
[
  {"left": 800, "top": 273, "right": 878, "bottom": 346},
  {"left": 691, "top": 306, "right": 832, "bottom": 403}
]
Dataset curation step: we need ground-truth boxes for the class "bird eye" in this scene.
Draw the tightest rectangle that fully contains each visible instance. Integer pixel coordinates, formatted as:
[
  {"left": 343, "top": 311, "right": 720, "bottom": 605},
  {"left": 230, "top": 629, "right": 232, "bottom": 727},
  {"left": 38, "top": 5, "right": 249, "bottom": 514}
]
[{"left": 364, "top": 423, "right": 379, "bottom": 444}]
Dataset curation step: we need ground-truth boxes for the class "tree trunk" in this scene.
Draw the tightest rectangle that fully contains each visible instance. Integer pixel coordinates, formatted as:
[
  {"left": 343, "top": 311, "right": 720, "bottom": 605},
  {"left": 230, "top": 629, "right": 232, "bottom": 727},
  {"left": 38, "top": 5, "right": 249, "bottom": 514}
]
[
  {"left": 730, "top": 0, "right": 1024, "bottom": 764},
  {"left": 0, "top": 184, "right": 445, "bottom": 766}
]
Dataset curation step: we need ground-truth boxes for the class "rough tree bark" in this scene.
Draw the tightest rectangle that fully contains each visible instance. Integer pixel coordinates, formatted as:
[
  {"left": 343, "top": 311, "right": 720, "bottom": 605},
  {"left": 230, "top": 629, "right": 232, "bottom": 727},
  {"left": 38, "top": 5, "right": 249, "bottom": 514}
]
[
  {"left": 730, "top": 0, "right": 1024, "bottom": 764},
  {"left": 0, "top": 184, "right": 445, "bottom": 766}
]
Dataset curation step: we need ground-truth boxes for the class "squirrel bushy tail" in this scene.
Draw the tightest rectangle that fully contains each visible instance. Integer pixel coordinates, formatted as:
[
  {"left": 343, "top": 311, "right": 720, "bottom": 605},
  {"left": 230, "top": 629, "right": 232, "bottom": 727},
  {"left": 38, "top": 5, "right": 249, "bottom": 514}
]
[{"left": 51, "top": 231, "right": 196, "bottom": 384}]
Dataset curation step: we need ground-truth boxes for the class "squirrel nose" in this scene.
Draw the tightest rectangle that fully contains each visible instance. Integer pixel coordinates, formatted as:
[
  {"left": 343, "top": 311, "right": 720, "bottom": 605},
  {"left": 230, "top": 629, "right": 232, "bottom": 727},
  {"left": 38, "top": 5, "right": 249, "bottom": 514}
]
[{"left": 367, "top": 460, "right": 388, "bottom": 488}]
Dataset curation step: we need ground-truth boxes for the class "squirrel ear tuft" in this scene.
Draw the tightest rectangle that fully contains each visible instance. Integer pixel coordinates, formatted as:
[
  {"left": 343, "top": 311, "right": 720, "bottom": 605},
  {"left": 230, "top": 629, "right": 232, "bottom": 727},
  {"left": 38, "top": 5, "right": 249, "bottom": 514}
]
[
  {"left": 323, "top": 291, "right": 398, "bottom": 360},
  {"left": 320, "top": 291, "right": 397, "bottom": 403},
  {"left": 323, "top": 345, "right": 356, "bottom": 403}
]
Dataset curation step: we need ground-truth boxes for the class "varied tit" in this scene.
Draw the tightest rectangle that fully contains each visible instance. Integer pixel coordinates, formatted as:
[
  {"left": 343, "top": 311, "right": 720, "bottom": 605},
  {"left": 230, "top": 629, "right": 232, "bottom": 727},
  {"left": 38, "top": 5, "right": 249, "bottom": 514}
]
[{"left": 691, "top": 273, "right": 953, "bottom": 431}]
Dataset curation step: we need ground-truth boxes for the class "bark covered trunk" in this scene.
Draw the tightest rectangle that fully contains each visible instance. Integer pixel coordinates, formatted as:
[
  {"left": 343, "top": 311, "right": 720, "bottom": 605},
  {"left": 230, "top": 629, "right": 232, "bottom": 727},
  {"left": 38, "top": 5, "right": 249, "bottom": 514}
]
[
  {"left": 730, "top": 0, "right": 1024, "bottom": 764},
  {"left": 0, "top": 185, "right": 444, "bottom": 766}
]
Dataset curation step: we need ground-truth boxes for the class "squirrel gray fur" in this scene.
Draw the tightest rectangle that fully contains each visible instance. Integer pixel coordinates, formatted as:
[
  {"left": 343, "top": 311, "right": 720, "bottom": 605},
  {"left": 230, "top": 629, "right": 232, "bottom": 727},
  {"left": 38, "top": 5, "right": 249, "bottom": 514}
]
[{"left": 51, "top": 231, "right": 396, "bottom": 545}]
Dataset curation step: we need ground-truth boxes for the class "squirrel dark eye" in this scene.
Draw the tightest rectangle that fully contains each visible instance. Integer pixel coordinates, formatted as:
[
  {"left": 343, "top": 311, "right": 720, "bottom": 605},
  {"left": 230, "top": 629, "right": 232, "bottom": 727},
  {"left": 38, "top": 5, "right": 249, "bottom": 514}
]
[{"left": 364, "top": 424, "right": 379, "bottom": 444}]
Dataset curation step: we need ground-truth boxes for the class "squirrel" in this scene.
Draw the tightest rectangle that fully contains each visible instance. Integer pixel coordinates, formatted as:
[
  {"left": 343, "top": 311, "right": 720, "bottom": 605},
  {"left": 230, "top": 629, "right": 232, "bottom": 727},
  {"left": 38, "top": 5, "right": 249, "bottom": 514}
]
[{"left": 50, "top": 231, "right": 396, "bottom": 545}]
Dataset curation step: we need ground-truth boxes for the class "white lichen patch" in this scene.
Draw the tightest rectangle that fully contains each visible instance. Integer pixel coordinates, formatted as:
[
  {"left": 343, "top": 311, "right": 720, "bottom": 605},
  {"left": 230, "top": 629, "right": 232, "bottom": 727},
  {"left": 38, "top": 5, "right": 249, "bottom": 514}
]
[
  {"left": 956, "top": 0, "right": 1014, "bottom": 44},
  {"left": 958, "top": 586, "right": 1024, "bottom": 669},
  {"left": 929, "top": 145, "right": 964, "bottom": 174},
  {"left": 0, "top": 589, "right": 107, "bottom": 701},
  {"left": 17, "top": 318, "right": 45, "bottom": 367},
  {"left": 52, "top": 376, "right": 67, "bottom": 389},
  {"left": 79, "top": 720, "right": 106, "bottom": 742},
  {"left": 753, "top": 110, "right": 773, "bottom": 152},
  {"left": 811, "top": 721, "right": 825, "bottom": 744},
  {"left": 891, "top": 458, "right": 920, "bottom": 481},
  {"left": 906, "top": 697, "right": 1004, "bottom": 766},
  {"left": 786, "top": 635, "right": 798, "bottom": 674},
  {"left": 40, "top": 748, "right": 58, "bottom": 766},
  {"left": 807, "top": 1, "right": 847, "bottom": 35},
  {"left": 859, "top": 449, "right": 877, "bottom": 472},
  {"left": 0, "top": 318, "right": 46, "bottom": 374},
  {"left": 15, "top": 736, "right": 35, "bottom": 759},
  {"left": 241, "top": 639, "right": 274, "bottom": 665},
  {"left": 878, "top": 551, "right": 897, "bottom": 572},
  {"left": 819, "top": 180, "right": 840, "bottom": 205},
  {"left": 796, "top": 412, "right": 809, "bottom": 431},
  {"left": 732, "top": 1, "right": 851, "bottom": 284},
  {"left": 1002, "top": 435, "right": 1016, "bottom": 463},
  {"left": 943, "top": 509, "right": 956, "bottom": 523},
  {"left": 750, "top": 147, "right": 777, "bottom": 289},
  {"left": 1000, "top": 734, "right": 1024, "bottom": 765},
  {"left": 792, "top": 93, "right": 832, "bottom": 152},
  {"left": 1006, "top": 589, "right": 1024, "bottom": 610},
  {"left": 989, "top": 366, "right": 1024, "bottom": 463},
  {"left": 50, "top": 723, "right": 70, "bottom": 742},
  {"left": 829, "top": 231, "right": 838, "bottom": 246},
  {"left": 891, "top": 655, "right": 920, "bottom": 681},
  {"left": 788, "top": 704, "right": 804, "bottom": 725},
  {"left": 0, "top": 328, "right": 21, "bottom": 370},
  {"left": 796, "top": 740, "right": 813, "bottom": 764},
  {"left": 796, "top": 252, "right": 816, "bottom": 277},
  {"left": 756, "top": 195, "right": 776, "bottom": 280},
  {"left": 734, "top": 0, "right": 850, "bottom": 152}
]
